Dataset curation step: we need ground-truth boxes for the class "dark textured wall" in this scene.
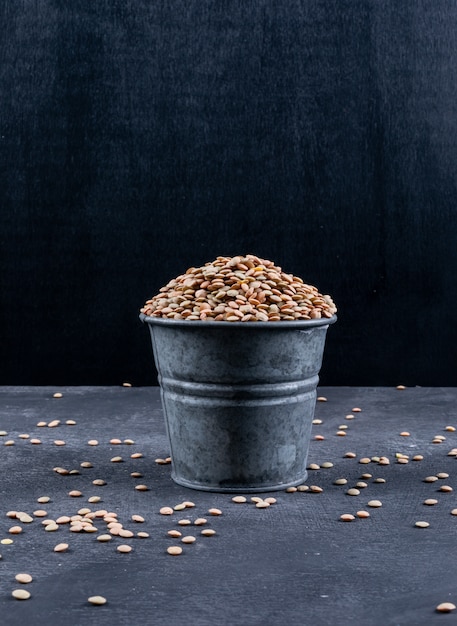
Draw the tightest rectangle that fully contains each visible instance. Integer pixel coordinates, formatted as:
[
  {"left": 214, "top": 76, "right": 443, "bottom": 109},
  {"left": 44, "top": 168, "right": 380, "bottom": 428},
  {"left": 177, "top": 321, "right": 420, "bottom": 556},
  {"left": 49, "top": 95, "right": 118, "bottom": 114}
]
[{"left": 2, "top": 1, "right": 457, "bottom": 386}]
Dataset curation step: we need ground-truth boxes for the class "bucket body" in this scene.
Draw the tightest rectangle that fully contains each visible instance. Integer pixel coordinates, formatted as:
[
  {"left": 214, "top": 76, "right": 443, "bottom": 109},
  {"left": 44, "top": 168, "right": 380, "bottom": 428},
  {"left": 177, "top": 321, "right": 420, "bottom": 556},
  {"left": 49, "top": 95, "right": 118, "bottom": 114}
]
[{"left": 141, "top": 315, "right": 336, "bottom": 492}]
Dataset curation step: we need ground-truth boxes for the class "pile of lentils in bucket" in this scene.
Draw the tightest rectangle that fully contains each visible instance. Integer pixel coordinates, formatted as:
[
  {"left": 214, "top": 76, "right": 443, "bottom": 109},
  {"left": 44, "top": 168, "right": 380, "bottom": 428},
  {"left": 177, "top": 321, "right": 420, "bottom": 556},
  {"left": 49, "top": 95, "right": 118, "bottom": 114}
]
[{"left": 140, "top": 255, "right": 337, "bottom": 322}]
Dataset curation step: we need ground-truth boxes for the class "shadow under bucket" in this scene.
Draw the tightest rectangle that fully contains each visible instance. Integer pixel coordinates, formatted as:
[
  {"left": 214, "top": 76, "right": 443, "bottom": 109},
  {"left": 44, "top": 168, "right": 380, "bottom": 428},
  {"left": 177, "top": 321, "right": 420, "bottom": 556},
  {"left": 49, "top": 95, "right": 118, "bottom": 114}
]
[{"left": 141, "top": 314, "right": 336, "bottom": 492}]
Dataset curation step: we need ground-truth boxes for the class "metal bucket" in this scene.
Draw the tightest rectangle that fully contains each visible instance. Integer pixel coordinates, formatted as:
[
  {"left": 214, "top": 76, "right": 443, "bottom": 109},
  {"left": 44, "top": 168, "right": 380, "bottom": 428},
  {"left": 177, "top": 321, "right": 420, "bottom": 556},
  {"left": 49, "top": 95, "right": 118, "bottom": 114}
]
[{"left": 141, "top": 314, "right": 336, "bottom": 492}]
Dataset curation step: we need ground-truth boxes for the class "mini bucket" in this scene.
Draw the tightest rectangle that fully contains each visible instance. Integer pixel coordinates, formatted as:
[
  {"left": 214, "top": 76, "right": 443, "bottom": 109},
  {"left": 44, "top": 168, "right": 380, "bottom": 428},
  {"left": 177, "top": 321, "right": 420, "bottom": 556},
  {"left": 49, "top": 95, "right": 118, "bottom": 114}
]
[{"left": 141, "top": 314, "right": 336, "bottom": 492}]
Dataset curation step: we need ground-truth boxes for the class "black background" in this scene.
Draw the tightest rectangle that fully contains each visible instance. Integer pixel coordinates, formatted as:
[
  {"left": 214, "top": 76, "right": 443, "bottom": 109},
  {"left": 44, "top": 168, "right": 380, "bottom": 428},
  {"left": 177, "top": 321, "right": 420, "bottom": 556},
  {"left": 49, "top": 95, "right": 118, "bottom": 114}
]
[{"left": 2, "top": 1, "right": 457, "bottom": 387}]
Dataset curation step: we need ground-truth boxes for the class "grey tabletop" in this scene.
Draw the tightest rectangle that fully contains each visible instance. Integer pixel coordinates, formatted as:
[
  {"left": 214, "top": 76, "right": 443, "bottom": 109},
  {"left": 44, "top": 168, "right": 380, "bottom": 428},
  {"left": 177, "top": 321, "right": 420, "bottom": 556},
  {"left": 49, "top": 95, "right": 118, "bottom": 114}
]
[{"left": 1, "top": 385, "right": 457, "bottom": 626}]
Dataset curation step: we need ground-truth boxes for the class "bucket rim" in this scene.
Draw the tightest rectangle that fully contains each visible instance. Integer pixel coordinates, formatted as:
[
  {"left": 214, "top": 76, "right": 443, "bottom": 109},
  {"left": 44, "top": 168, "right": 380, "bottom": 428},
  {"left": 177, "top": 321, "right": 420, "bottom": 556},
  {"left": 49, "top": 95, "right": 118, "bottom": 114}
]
[{"left": 139, "top": 312, "right": 337, "bottom": 329}]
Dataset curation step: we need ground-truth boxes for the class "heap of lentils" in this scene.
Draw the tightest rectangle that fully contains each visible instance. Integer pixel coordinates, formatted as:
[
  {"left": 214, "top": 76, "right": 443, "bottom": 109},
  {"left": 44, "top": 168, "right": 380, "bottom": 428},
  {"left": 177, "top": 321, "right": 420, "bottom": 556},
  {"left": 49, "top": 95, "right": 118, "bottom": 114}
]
[{"left": 140, "top": 255, "right": 337, "bottom": 322}]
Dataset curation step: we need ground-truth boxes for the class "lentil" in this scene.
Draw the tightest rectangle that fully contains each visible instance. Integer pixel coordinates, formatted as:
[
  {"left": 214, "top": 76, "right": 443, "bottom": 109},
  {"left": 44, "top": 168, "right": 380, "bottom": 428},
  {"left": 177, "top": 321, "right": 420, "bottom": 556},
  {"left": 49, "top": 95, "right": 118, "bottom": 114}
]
[
  {"left": 367, "top": 500, "right": 382, "bottom": 508},
  {"left": 160, "top": 507, "right": 174, "bottom": 515},
  {"left": 436, "top": 603, "right": 456, "bottom": 613},
  {"left": 53, "top": 543, "right": 69, "bottom": 552},
  {"left": 88, "top": 596, "right": 107, "bottom": 605},
  {"left": 15, "top": 573, "right": 33, "bottom": 584},
  {"left": 415, "top": 521, "right": 430, "bottom": 528},
  {"left": 356, "top": 511, "right": 370, "bottom": 518},
  {"left": 208, "top": 508, "right": 222, "bottom": 516},
  {"left": 201, "top": 529, "right": 216, "bottom": 536},
  {"left": 78, "top": 508, "right": 91, "bottom": 515},
  {"left": 232, "top": 496, "right": 247, "bottom": 503},
  {"left": 194, "top": 518, "right": 207, "bottom": 525},
  {"left": 181, "top": 536, "right": 196, "bottom": 544},
  {"left": 167, "top": 546, "right": 183, "bottom": 555},
  {"left": 135, "top": 484, "right": 149, "bottom": 491},
  {"left": 340, "top": 514, "right": 355, "bottom": 522},
  {"left": 12, "top": 589, "right": 31, "bottom": 600},
  {"left": 117, "top": 545, "right": 132, "bottom": 553}
]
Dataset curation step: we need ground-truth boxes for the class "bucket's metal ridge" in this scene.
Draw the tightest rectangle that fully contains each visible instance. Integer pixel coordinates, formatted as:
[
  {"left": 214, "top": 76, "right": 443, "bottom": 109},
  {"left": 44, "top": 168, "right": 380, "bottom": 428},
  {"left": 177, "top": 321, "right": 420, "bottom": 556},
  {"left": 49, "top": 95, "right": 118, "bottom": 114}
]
[{"left": 141, "top": 314, "right": 336, "bottom": 492}]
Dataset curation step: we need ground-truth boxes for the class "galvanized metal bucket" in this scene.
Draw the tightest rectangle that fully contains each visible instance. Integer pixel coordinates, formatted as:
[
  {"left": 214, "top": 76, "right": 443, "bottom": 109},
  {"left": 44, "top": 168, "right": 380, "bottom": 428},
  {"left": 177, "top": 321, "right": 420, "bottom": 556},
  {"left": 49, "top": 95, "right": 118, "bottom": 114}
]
[{"left": 141, "top": 314, "right": 336, "bottom": 492}]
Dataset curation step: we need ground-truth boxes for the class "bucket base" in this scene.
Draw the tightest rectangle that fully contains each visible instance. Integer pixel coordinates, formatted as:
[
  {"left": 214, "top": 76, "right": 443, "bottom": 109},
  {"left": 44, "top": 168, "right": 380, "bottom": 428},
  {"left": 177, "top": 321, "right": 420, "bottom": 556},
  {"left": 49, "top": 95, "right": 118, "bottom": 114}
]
[{"left": 170, "top": 470, "right": 309, "bottom": 493}]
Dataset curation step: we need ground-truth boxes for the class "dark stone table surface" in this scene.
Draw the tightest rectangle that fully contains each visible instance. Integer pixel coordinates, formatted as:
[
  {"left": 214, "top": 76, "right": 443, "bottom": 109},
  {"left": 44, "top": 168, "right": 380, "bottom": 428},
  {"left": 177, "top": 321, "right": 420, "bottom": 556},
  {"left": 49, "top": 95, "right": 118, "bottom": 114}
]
[{"left": 1, "top": 386, "right": 457, "bottom": 625}]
